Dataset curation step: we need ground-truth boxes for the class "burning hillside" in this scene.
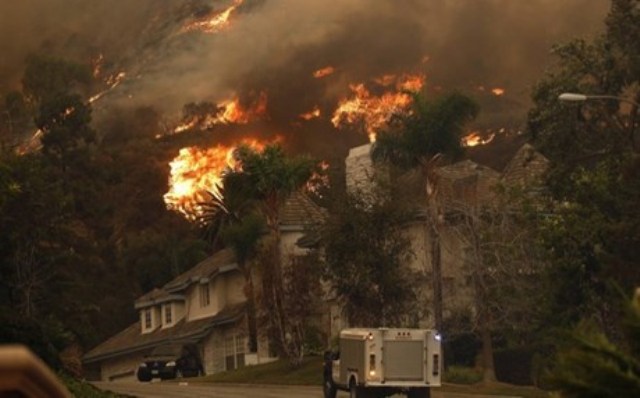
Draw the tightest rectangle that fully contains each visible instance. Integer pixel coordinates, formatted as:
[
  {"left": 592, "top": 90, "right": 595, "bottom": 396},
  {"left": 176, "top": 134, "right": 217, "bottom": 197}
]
[{"left": 0, "top": 0, "right": 611, "bottom": 219}]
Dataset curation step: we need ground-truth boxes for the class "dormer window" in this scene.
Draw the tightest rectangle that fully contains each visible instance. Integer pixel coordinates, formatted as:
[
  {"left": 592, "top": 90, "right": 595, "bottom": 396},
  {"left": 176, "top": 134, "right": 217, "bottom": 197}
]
[
  {"left": 199, "top": 283, "right": 210, "bottom": 307},
  {"left": 144, "top": 308, "right": 152, "bottom": 329},
  {"left": 164, "top": 304, "right": 173, "bottom": 325}
]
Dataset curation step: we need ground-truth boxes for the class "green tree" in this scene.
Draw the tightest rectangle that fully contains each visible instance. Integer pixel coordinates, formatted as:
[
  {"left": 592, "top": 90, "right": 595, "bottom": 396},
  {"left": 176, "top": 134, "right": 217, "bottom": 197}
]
[
  {"left": 221, "top": 213, "right": 264, "bottom": 353},
  {"left": 371, "top": 91, "right": 479, "bottom": 331},
  {"left": 228, "top": 143, "right": 318, "bottom": 364},
  {"left": 527, "top": 0, "right": 640, "bottom": 335},
  {"left": 547, "top": 288, "right": 640, "bottom": 397},
  {"left": 21, "top": 54, "right": 92, "bottom": 106},
  {"left": 35, "top": 93, "right": 95, "bottom": 164},
  {"left": 321, "top": 187, "right": 421, "bottom": 327}
]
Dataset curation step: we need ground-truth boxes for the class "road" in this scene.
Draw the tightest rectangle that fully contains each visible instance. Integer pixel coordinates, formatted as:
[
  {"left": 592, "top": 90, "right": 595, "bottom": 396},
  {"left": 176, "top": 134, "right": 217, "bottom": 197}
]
[{"left": 93, "top": 382, "right": 518, "bottom": 398}]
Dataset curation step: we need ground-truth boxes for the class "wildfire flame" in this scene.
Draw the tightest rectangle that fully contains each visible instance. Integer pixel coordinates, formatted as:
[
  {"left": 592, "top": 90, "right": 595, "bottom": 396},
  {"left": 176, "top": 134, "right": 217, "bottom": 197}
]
[
  {"left": 491, "top": 88, "right": 505, "bottom": 96},
  {"left": 164, "top": 138, "right": 267, "bottom": 219},
  {"left": 461, "top": 131, "right": 496, "bottom": 147},
  {"left": 313, "top": 66, "right": 335, "bottom": 79},
  {"left": 331, "top": 73, "right": 425, "bottom": 142},
  {"left": 299, "top": 106, "right": 321, "bottom": 120},
  {"left": 182, "top": 0, "right": 243, "bottom": 34},
  {"left": 89, "top": 71, "right": 126, "bottom": 103},
  {"left": 170, "top": 92, "right": 267, "bottom": 135}
]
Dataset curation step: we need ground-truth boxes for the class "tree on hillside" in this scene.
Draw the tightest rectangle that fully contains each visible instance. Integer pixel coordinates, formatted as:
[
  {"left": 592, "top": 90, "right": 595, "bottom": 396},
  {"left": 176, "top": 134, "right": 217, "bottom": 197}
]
[
  {"left": 527, "top": 0, "right": 640, "bottom": 336},
  {"left": 371, "top": 92, "right": 479, "bottom": 331},
  {"left": 222, "top": 143, "right": 320, "bottom": 365},
  {"left": 321, "top": 186, "right": 421, "bottom": 327},
  {"left": 21, "top": 54, "right": 92, "bottom": 106}
]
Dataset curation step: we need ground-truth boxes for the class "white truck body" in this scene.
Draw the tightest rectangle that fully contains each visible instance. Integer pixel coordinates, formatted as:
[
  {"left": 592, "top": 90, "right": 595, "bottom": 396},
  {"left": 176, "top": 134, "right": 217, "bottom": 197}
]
[{"left": 324, "top": 328, "right": 441, "bottom": 398}]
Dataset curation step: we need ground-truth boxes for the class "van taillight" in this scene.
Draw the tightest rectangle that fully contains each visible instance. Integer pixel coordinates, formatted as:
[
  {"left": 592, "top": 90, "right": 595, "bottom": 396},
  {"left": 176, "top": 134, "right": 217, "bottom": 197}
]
[{"left": 369, "top": 354, "right": 376, "bottom": 376}]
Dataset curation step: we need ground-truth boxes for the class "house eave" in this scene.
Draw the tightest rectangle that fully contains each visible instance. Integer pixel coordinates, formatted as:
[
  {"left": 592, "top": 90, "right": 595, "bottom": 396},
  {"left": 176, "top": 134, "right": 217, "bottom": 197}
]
[
  {"left": 134, "top": 294, "right": 185, "bottom": 310},
  {"left": 164, "top": 263, "right": 239, "bottom": 294}
]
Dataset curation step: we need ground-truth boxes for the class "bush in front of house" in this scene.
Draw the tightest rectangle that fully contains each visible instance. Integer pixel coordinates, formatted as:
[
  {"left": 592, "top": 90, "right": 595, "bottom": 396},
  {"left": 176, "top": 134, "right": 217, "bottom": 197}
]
[
  {"left": 443, "top": 366, "right": 483, "bottom": 384},
  {"left": 494, "top": 347, "right": 535, "bottom": 385}
]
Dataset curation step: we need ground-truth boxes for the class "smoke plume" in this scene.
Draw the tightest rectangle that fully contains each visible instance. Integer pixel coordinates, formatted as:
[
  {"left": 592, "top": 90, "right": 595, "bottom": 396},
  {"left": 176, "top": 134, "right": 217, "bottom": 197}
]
[{"left": 0, "top": 0, "right": 610, "bottom": 158}]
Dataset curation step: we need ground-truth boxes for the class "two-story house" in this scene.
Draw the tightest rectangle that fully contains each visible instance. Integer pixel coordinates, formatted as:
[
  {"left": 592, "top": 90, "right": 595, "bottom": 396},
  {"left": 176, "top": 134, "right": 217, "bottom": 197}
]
[
  {"left": 342, "top": 141, "right": 548, "bottom": 329},
  {"left": 83, "top": 192, "right": 325, "bottom": 382}
]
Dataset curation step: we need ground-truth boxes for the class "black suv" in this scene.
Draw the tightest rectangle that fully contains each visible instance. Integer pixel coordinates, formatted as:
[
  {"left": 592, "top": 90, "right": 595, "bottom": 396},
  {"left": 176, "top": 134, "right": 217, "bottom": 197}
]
[{"left": 137, "top": 344, "right": 203, "bottom": 381}]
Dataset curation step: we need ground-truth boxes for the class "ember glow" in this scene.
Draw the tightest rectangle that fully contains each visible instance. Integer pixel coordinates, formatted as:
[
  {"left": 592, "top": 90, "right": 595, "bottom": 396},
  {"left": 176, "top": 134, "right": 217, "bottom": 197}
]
[
  {"left": 331, "top": 74, "right": 425, "bottom": 142},
  {"left": 461, "top": 131, "right": 496, "bottom": 147},
  {"left": 313, "top": 66, "right": 335, "bottom": 79},
  {"left": 164, "top": 138, "right": 266, "bottom": 218},
  {"left": 182, "top": 0, "right": 243, "bottom": 34}
]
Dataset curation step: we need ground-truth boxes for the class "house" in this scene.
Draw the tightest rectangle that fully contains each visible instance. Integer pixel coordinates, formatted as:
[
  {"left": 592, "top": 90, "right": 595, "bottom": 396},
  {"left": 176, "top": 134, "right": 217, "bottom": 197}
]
[
  {"left": 83, "top": 192, "right": 325, "bottom": 382},
  {"left": 341, "top": 140, "right": 548, "bottom": 329}
]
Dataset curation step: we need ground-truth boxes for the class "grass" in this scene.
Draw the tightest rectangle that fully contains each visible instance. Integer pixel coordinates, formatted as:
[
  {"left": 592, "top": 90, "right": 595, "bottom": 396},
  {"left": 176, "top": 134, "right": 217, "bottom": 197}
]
[
  {"left": 191, "top": 355, "right": 551, "bottom": 397},
  {"left": 197, "top": 355, "right": 324, "bottom": 385}
]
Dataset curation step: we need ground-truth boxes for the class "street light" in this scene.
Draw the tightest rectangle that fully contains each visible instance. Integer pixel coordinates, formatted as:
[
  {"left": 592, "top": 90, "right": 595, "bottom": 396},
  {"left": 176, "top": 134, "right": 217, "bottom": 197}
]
[
  {"left": 559, "top": 92, "right": 639, "bottom": 152},
  {"left": 558, "top": 92, "right": 640, "bottom": 107}
]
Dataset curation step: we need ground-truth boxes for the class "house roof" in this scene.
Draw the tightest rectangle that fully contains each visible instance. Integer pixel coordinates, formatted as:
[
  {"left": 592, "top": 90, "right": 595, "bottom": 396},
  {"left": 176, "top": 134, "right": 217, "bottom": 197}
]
[
  {"left": 280, "top": 191, "right": 327, "bottom": 227},
  {"left": 83, "top": 302, "right": 246, "bottom": 364},
  {"left": 163, "top": 248, "right": 237, "bottom": 293},
  {"left": 501, "top": 143, "right": 549, "bottom": 187}
]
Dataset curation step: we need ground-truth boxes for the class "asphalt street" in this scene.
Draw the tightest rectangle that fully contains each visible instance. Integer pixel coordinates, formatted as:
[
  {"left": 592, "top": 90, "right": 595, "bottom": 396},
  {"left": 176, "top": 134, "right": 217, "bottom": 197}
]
[{"left": 93, "top": 382, "right": 520, "bottom": 398}]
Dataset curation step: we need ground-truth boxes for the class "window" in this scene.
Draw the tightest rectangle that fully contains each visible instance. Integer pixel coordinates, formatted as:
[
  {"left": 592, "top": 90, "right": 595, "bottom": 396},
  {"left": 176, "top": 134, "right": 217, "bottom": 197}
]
[
  {"left": 164, "top": 304, "right": 172, "bottom": 325},
  {"left": 199, "top": 283, "right": 210, "bottom": 307},
  {"left": 144, "top": 308, "right": 152, "bottom": 329},
  {"left": 224, "top": 335, "right": 246, "bottom": 370}
]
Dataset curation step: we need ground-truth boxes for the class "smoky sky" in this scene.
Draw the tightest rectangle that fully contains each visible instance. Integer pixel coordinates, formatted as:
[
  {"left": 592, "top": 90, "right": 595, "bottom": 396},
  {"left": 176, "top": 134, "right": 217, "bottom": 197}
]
[{"left": 0, "top": 0, "right": 610, "bottom": 157}]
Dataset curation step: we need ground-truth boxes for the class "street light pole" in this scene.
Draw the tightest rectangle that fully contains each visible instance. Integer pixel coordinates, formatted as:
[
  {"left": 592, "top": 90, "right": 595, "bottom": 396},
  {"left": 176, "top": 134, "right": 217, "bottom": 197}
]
[{"left": 558, "top": 92, "right": 639, "bottom": 152}]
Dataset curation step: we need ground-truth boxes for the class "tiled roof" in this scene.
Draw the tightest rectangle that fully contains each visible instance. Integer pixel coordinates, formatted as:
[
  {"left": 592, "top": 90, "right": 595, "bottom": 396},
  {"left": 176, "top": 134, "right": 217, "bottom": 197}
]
[
  {"left": 163, "top": 248, "right": 237, "bottom": 293},
  {"left": 435, "top": 159, "right": 500, "bottom": 205},
  {"left": 501, "top": 143, "right": 549, "bottom": 187},
  {"left": 279, "top": 191, "right": 327, "bottom": 227},
  {"left": 83, "top": 303, "right": 246, "bottom": 363}
]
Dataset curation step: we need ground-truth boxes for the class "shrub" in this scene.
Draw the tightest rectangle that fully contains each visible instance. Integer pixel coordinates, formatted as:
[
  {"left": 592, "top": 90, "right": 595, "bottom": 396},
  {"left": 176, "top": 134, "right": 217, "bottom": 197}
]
[{"left": 444, "top": 366, "right": 483, "bottom": 384}]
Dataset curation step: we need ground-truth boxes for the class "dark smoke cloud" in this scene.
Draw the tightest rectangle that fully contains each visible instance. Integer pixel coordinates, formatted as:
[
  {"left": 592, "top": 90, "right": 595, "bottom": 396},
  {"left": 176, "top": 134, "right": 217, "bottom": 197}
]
[{"left": 0, "top": 0, "right": 610, "bottom": 157}]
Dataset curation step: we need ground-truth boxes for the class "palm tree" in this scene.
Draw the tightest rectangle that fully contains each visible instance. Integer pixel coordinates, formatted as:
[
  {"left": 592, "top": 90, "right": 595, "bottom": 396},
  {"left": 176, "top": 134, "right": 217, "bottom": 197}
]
[
  {"left": 230, "top": 143, "right": 317, "bottom": 362},
  {"left": 198, "top": 171, "right": 263, "bottom": 352},
  {"left": 221, "top": 213, "right": 265, "bottom": 353},
  {"left": 371, "top": 92, "right": 479, "bottom": 332}
]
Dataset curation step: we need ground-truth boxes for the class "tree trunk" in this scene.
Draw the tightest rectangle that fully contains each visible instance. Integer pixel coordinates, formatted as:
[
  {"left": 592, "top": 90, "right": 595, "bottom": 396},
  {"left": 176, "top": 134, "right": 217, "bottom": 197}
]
[
  {"left": 424, "top": 215, "right": 443, "bottom": 332},
  {"left": 242, "top": 267, "right": 259, "bottom": 353},
  {"left": 479, "top": 310, "right": 497, "bottom": 383}
]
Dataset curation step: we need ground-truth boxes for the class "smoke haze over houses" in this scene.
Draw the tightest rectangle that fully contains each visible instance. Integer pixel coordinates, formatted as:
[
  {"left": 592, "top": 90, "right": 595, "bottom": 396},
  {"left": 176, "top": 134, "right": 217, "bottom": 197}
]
[{"left": 0, "top": 0, "right": 610, "bottom": 158}]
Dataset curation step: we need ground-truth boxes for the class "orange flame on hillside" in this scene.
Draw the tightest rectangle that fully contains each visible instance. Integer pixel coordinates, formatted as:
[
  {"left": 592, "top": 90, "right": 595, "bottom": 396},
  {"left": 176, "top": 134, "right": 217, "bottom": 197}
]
[
  {"left": 461, "top": 131, "right": 496, "bottom": 147},
  {"left": 332, "top": 73, "right": 425, "bottom": 142},
  {"left": 491, "top": 88, "right": 505, "bottom": 96},
  {"left": 164, "top": 138, "right": 267, "bottom": 219},
  {"left": 313, "top": 66, "right": 335, "bottom": 78},
  {"left": 89, "top": 71, "right": 126, "bottom": 103},
  {"left": 182, "top": 0, "right": 243, "bottom": 34},
  {"left": 299, "top": 106, "right": 321, "bottom": 120},
  {"left": 171, "top": 92, "right": 267, "bottom": 135}
]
